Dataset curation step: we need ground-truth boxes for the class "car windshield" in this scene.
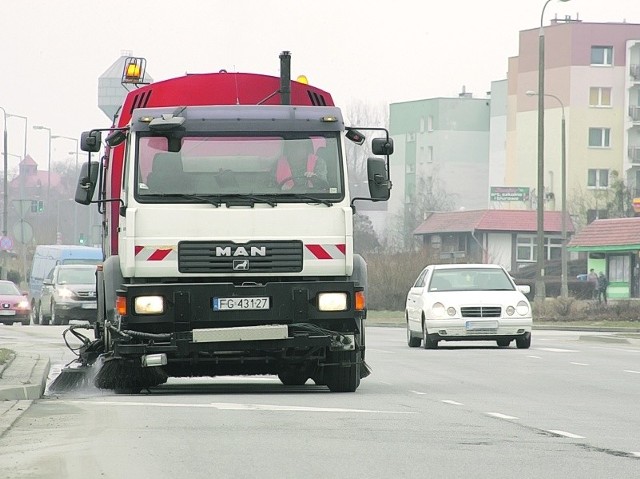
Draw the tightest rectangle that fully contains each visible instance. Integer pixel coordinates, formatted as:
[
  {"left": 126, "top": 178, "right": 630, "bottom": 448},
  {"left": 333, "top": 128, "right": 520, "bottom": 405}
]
[
  {"left": 57, "top": 268, "right": 95, "bottom": 285},
  {"left": 428, "top": 268, "right": 515, "bottom": 292},
  {"left": 0, "top": 282, "right": 20, "bottom": 295},
  {"left": 134, "top": 134, "right": 344, "bottom": 203}
]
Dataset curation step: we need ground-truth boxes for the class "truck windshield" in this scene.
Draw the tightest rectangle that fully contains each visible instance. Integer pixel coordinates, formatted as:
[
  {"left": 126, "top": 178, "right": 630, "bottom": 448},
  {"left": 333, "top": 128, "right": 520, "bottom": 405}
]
[{"left": 135, "top": 134, "right": 344, "bottom": 202}]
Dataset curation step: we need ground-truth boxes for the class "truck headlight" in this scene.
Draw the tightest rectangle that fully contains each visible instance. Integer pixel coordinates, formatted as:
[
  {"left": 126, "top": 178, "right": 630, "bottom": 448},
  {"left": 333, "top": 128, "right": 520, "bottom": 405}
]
[
  {"left": 134, "top": 296, "right": 164, "bottom": 314},
  {"left": 318, "top": 292, "right": 347, "bottom": 311}
]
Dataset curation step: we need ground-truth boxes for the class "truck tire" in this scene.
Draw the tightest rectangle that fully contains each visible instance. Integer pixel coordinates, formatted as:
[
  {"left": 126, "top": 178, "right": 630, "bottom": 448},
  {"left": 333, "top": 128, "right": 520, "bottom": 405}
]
[
  {"left": 325, "top": 350, "right": 360, "bottom": 392},
  {"left": 278, "top": 369, "right": 309, "bottom": 386}
]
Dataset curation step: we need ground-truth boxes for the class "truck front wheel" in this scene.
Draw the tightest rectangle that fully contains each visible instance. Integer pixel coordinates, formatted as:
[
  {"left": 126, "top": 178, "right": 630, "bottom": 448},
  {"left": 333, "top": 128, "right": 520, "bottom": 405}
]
[{"left": 324, "top": 350, "right": 360, "bottom": 392}]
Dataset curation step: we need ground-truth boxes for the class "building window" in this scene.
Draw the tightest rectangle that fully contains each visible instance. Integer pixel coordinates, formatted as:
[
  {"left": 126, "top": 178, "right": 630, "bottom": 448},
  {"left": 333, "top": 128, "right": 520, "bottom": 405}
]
[
  {"left": 427, "top": 146, "right": 433, "bottom": 163},
  {"left": 427, "top": 116, "right": 434, "bottom": 132},
  {"left": 420, "top": 118, "right": 425, "bottom": 133},
  {"left": 609, "top": 255, "right": 629, "bottom": 283},
  {"left": 516, "top": 235, "right": 562, "bottom": 262},
  {"left": 588, "top": 128, "right": 611, "bottom": 148},
  {"left": 589, "top": 87, "right": 611, "bottom": 107},
  {"left": 430, "top": 235, "right": 441, "bottom": 249},
  {"left": 591, "top": 46, "right": 613, "bottom": 66},
  {"left": 587, "top": 209, "right": 608, "bottom": 223},
  {"left": 587, "top": 169, "right": 609, "bottom": 189}
]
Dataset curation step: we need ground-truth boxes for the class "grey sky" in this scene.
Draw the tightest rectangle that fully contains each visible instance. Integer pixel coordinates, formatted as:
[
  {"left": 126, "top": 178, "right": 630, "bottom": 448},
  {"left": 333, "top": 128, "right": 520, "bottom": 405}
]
[{"left": 1, "top": 0, "right": 637, "bottom": 171}]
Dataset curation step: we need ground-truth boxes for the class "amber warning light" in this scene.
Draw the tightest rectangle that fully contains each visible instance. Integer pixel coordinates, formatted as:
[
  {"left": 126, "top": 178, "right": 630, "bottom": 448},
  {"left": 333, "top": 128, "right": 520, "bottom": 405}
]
[{"left": 122, "top": 57, "right": 147, "bottom": 84}]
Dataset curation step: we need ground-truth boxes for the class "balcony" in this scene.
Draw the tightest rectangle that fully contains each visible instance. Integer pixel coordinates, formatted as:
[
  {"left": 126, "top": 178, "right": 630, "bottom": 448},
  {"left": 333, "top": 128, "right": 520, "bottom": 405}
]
[
  {"left": 632, "top": 64, "right": 640, "bottom": 81},
  {"left": 631, "top": 106, "right": 640, "bottom": 122},
  {"left": 629, "top": 146, "right": 640, "bottom": 163}
]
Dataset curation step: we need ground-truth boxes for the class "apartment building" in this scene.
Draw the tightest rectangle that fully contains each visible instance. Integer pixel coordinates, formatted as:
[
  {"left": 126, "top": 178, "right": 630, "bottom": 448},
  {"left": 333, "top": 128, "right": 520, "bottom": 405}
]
[{"left": 389, "top": 18, "right": 640, "bottom": 248}]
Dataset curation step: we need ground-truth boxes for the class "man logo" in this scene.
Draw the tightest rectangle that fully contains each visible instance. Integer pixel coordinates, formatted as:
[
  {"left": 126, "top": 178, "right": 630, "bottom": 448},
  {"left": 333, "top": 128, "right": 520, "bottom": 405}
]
[{"left": 233, "top": 259, "right": 249, "bottom": 271}]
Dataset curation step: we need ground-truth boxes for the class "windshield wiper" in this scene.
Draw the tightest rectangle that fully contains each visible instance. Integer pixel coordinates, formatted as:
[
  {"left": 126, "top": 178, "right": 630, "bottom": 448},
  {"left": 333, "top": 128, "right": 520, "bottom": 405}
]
[
  {"left": 281, "top": 194, "right": 333, "bottom": 206},
  {"left": 142, "top": 193, "right": 222, "bottom": 207},
  {"left": 219, "top": 194, "right": 277, "bottom": 207}
]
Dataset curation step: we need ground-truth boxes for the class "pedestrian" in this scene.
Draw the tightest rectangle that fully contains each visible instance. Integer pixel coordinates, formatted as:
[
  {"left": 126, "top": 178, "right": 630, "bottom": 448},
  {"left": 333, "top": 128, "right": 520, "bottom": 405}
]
[
  {"left": 597, "top": 271, "right": 609, "bottom": 305},
  {"left": 587, "top": 268, "right": 598, "bottom": 299}
]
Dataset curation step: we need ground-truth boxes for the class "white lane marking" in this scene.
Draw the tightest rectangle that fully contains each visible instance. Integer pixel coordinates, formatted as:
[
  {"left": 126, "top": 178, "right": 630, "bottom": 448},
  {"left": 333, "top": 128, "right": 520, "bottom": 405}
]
[
  {"left": 410, "top": 390, "right": 427, "bottom": 395},
  {"left": 67, "top": 400, "right": 413, "bottom": 414},
  {"left": 624, "top": 370, "right": 640, "bottom": 374},
  {"left": 486, "top": 412, "right": 519, "bottom": 420},
  {"left": 441, "top": 399, "right": 463, "bottom": 406},
  {"left": 377, "top": 381, "right": 392, "bottom": 385},
  {"left": 536, "top": 348, "right": 578, "bottom": 353},
  {"left": 632, "top": 452, "right": 640, "bottom": 458},
  {"left": 367, "top": 348, "right": 394, "bottom": 354},
  {"left": 527, "top": 355, "right": 542, "bottom": 359},
  {"left": 569, "top": 362, "right": 589, "bottom": 366},
  {"left": 547, "top": 430, "right": 585, "bottom": 439}
]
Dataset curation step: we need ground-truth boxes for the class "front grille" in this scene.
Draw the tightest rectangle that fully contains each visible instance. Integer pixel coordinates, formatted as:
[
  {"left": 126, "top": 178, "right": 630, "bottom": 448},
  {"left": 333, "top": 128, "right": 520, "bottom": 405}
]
[
  {"left": 76, "top": 290, "right": 96, "bottom": 299},
  {"left": 179, "top": 241, "right": 303, "bottom": 273},
  {"left": 461, "top": 306, "right": 502, "bottom": 318}
]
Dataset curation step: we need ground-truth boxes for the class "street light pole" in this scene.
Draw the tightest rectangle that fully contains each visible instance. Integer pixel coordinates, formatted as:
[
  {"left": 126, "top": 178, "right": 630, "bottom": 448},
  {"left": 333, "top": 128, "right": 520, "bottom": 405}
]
[
  {"left": 535, "top": 0, "right": 570, "bottom": 303},
  {"left": 527, "top": 90, "right": 568, "bottom": 298},
  {"left": 6, "top": 113, "right": 27, "bottom": 159},
  {"left": 33, "top": 125, "right": 52, "bottom": 205},
  {"left": 52, "top": 135, "right": 79, "bottom": 243},
  {"left": 0, "top": 107, "right": 8, "bottom": 280}
]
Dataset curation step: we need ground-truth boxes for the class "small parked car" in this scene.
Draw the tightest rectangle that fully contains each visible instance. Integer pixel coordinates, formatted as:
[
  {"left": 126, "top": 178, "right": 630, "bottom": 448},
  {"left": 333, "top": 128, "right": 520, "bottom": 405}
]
[
  {"left": 405, "top": 264, "right": 532, "bottom": 349},
  {"left": 0, "top": 280, "right": 31, "bottom": 325},
  {"left": 37, "top": 264, "right": 97, "bottom": 325}
]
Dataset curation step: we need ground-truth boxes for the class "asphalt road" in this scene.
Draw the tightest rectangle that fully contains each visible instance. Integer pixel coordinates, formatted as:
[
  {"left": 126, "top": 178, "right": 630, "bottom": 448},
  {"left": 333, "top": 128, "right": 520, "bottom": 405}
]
[{"left": 0, "top": 326, "right": 638, "bottom": 478}]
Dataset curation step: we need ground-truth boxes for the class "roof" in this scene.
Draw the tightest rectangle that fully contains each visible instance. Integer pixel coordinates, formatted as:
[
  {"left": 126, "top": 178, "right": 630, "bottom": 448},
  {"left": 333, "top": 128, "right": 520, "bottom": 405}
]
[
  {"left": 413, "top": 209, "right": 574, "bottom": 235},
  {"left": 567, "top": 217, "right": 640, "bottom": 251}
]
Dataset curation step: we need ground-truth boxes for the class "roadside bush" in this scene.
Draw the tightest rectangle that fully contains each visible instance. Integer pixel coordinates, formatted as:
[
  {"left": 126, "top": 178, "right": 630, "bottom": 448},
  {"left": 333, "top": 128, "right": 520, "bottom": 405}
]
[{"left": 365, "top": 250, "right": 434, "bottom": 311}]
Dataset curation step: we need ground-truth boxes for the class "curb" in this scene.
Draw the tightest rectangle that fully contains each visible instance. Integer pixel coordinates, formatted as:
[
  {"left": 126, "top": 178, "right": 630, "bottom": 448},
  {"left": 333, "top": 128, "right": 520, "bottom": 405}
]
[{"left": 0, "top": 354, "right": 51, "bottom": 401}]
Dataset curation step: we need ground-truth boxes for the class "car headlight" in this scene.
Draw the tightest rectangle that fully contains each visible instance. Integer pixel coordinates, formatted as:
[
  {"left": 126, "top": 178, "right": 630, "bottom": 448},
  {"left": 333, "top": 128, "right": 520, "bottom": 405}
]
[
  {"left": 134, "top": 296, "right": 164, "bottom": 314},
  {"left": 431, "top": 302, "right": 447, "bottom": 318},
  {"left": 516, "top": 300, "right": 530, "bottom": 316},
  {"left": 506, "top": 305, "right": 515, "bottom": 316},
  {"left": 17, "top": 299, "right": 30, "bottom": 309},
  {"left": 318, "top": 292, "right": 348, "bottom": 311},
  {"left": 57, "top": 288, "right": 74, "bottom": 299}
]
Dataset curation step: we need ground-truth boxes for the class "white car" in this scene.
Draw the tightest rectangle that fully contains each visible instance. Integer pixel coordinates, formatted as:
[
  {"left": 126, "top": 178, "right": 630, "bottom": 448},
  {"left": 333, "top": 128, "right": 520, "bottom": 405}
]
[{"left": 405, "top": 264, "right": 532, "bottom": 349}]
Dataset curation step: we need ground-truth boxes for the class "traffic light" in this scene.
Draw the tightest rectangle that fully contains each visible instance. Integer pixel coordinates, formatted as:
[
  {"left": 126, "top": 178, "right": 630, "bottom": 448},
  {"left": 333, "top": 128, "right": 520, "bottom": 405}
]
[
  {"left": 31, "top": 200, "right": 44, "bottom": 213},
  {"left": 78, "top": 233, "right": 86, "bottom": 245}
]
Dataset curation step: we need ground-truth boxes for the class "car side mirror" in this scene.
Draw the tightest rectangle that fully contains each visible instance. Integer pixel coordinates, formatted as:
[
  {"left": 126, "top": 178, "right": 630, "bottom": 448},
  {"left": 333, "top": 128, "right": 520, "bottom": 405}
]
[{"left": 517, "top": 285, "right": 531, "bottom": 294}]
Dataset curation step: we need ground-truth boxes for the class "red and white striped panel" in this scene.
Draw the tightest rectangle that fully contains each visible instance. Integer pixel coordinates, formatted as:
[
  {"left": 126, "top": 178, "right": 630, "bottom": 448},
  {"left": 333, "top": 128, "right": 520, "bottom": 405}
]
[
  {"left": 135, "top": 246, "right": 177, "bottom": 261},
  {"left": 304, "top": 243, "right": 346, "bottom": 260}
]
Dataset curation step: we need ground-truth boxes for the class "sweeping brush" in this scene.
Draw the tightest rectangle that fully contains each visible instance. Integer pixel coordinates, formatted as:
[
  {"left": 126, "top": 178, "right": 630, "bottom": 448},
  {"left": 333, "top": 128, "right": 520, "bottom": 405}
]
[
  {"left": 48, "top": 364, "right": 95, "bottom": 393},
  {"left": 94, "top": 356, "right": 168, "bottom": 393}
]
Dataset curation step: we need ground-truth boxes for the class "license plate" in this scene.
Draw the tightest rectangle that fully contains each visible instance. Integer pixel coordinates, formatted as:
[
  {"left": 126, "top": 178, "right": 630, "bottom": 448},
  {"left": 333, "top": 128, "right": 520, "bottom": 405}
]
[
  {"left": 466, "top": 320, "right": 498, "bottom": 331},
  {"left": 212, "top": 297, "right": 270, "bottom": 311},
  {"left": 82, "top": 303, "right": 97, "bottom": 309},
  {"left": 0, "top": 310, "right": 16, "bottom": 316}
]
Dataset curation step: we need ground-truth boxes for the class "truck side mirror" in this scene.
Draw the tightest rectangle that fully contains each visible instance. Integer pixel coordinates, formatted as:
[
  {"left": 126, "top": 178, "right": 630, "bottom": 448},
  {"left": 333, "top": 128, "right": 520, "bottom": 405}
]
[
  {"left": 367, "top": 157, "right": 391, "bottom": 201},
  {"left": 372, "top": 137, "right": 394, "bottom": 156},
  {"left": 81, "top": 130, "right": 102, "bottom": 153},
  {"left": 75, "top": 161, "right": 100, "bottom": 205}
]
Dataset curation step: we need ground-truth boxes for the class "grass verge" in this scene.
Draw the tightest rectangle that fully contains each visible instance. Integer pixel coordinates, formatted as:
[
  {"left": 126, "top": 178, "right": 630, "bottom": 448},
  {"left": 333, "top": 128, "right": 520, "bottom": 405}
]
[{"left": 0, "top": 348, "right": 14, "bottom": 367}]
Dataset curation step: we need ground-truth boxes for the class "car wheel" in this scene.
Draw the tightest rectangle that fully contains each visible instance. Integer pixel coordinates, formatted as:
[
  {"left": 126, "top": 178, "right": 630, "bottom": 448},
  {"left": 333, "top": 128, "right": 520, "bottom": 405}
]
[
  {"left": 516, "top": 332, "right": 531, "bottom": 349},
  {"left": 51, "top": 302, "right": 62, "bottom": 326},
  {"left": 422, "top": 320, "right": 438, "bottom": 349},
  {"left": 38, "top": 304, "right": 50, "bottom": 326},
  {"left": 407, "top": 315, "right": 421, "bottom": 348},
  {"left": 496, "top": 339, "right": 511, "bottom": 347},
  {"left": 31, "top": 304, "right": 39, "bottom": 325}
]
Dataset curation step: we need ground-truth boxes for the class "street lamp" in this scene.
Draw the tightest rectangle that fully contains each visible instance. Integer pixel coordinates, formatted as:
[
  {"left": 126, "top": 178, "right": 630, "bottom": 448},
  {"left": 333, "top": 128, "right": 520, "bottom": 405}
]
[
  {"left": 527, "top": 90, "right": 568, "bottom": 299},
  {"left": 6, "top": 113, "right": 27, "bottom": 159},
  {"left": 52, "top": 135, "right": 79, "bottom": 242},
  {"left": 535, "top": 0, "right": 571, "bottom": 303},
  {"left": 32, "top": 125, "right": 52, "bottom": 204},
  {"left": 0, "top": 107, "right": 8, "bottom": 280}
]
